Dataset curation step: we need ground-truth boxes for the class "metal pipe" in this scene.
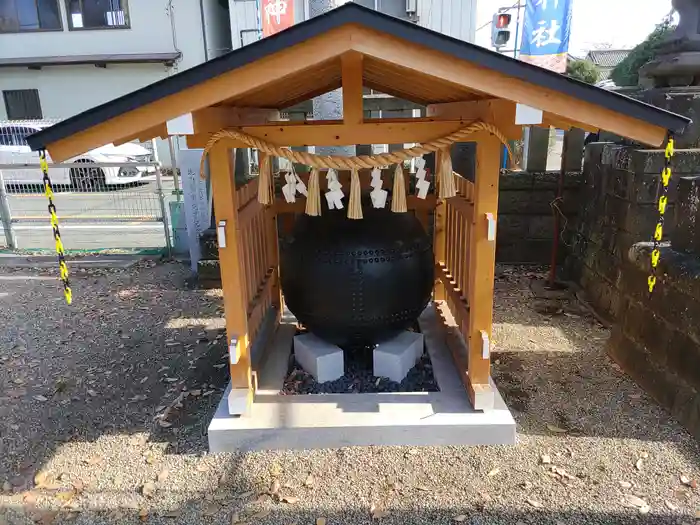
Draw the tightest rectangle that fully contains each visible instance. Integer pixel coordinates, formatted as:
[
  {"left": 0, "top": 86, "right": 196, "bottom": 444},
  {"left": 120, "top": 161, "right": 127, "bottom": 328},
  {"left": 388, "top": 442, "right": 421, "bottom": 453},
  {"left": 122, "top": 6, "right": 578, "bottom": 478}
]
[
  {"left": 0, "top": 170, "right": 17, "bottom": 249},
  {"left": 199, "top": 0, "right": 210, "bottom": 61},
  {"left": 155, "top": 166, "right": 173, "bottom": 257},
  {"left": 168, "top": 136, "right": 182, "bottom": 203}
]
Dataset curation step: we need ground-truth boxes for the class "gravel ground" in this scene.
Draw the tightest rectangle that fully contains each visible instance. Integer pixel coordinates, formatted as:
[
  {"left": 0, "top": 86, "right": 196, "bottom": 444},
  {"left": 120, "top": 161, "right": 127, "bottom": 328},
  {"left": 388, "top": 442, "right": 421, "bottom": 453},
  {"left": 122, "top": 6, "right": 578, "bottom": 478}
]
[{"left": 1, "top": 260, "right": 699, "bottom": 525}]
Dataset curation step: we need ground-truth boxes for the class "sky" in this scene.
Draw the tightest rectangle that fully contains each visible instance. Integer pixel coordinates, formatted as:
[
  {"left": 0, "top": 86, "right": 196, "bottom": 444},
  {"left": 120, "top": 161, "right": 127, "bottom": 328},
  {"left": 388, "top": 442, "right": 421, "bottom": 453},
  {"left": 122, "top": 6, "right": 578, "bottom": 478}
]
[{"left": 474, "top": 0, "right": 675, "bottom": 56}]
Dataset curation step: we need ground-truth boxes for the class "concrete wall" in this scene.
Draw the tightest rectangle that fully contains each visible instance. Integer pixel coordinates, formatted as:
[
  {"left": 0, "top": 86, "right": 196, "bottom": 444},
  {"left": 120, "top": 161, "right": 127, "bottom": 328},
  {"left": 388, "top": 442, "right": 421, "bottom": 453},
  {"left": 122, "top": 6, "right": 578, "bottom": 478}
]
[{"left": 229, "top": 0, "right": 478, "bottom": 51}]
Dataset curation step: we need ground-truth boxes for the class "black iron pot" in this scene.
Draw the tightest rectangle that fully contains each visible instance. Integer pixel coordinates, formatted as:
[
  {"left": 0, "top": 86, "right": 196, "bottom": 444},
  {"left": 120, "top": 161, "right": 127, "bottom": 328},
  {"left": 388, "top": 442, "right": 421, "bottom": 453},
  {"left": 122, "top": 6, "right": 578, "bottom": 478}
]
[{"left": 280, "top": 197, "right": 433, "bottom": 348}]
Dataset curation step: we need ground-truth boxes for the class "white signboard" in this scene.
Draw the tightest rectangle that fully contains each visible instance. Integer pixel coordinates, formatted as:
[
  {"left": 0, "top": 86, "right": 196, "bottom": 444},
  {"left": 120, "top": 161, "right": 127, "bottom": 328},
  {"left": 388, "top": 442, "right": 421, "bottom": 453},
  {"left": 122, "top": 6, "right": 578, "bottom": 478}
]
[{"left": 178, "top": 148, "right": 212, "bottom": 272}]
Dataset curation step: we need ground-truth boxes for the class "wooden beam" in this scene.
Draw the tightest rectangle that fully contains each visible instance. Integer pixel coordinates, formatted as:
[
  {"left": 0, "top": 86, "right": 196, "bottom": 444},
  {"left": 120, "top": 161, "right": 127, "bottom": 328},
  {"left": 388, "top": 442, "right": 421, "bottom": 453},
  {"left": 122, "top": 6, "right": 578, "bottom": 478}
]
[
  {"left": 542, "top": 113, "right": 598, "bottom": 133},
  {"left": 466, "top": 134, "right": 500, "bottom": 411},
  {"left": 44, "top": 25, "right": 356, "bottom": 161},
  {"left": 238, "top": 196, "right": 264, "bottom": 231},
  {"left": 426, "top": 99, "right": 521, "bottom": 141},
  {"left": 341, "top": 51, "right": 364, "bottom": 125},
  {"left": 209, "top": 144, "right": 252, "bottom": 415},
  {"left": 113, "top": 124, "right": 168, "bottom": 146},
  {"left": 192, "top": 107, "right": 281, "bottom": 134},
  {"left": 350, "top": 28, "right": 669, "bottom": 146},
  {"left": 186, "top": 118, "right": 489, "bottom": 149},
  {"left": 445, "top": 194, "right": 473, "bottom": 223}
]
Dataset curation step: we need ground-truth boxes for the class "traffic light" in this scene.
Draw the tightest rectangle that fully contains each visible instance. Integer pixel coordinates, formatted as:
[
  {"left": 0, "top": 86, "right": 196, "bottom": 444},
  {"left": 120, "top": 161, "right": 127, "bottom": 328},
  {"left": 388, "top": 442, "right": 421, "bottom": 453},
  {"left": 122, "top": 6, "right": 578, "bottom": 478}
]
[{"left": 491, "top": 12, "right": 512, "bottom": 49}]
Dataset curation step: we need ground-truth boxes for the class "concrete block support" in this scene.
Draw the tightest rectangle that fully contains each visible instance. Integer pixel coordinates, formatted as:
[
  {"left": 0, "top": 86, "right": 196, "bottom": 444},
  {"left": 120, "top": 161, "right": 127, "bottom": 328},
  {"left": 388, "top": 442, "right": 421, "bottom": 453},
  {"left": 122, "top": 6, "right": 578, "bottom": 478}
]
[
  {"left": 373, "top": 331, "right": 424, "bottom": 382},
  {"left": 293, "top": 333, "right": 344, "bottom": 383}
]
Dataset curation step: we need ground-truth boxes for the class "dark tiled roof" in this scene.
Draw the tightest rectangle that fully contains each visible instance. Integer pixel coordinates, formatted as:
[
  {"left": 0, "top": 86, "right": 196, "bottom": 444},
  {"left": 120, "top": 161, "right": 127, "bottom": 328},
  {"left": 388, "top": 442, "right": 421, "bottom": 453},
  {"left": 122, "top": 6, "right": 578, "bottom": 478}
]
[{"left": 586, "top": 49, "right": 631, "bottom": 68}]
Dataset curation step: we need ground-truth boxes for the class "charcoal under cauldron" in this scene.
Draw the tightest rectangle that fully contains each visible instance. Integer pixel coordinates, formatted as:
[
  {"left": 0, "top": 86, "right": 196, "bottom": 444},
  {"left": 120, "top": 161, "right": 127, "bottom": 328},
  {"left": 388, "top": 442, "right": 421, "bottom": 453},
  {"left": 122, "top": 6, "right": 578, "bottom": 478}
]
[{"left": 280, "top": 199, "right": 433, "bottom": 348}]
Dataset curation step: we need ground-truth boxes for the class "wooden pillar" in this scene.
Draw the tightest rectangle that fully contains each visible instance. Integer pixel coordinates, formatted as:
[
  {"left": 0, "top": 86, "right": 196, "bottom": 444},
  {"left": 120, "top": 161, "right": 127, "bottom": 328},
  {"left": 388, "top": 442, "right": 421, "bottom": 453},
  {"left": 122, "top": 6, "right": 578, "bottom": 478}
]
[
  {"left": 466, "top": 135, "right": 500, "bottom": 410},
  {"left": 209, "top": 143, "right": 253, "bottom": 415},
  {"left": 433, "top": 151, "right": 447, "bottom": 301}
]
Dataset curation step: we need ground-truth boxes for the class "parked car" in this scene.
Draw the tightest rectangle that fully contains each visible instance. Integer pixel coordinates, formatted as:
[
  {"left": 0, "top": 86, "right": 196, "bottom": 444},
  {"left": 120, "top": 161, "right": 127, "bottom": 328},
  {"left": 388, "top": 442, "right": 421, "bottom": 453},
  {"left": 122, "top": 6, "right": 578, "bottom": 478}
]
[{"left": 0, "top": 122, "right": 156, "bottom": 190}]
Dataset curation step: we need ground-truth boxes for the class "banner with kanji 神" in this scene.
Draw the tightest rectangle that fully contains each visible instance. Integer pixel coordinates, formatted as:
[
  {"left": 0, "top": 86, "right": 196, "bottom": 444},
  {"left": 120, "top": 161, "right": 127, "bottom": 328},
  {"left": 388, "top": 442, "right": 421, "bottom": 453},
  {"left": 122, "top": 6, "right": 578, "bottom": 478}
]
[
  {"left": 261, "top": 0, "right": 294, "bottom": 37},
  {"left": 519, "top": 0, "right": 573, "bottom": 73}
]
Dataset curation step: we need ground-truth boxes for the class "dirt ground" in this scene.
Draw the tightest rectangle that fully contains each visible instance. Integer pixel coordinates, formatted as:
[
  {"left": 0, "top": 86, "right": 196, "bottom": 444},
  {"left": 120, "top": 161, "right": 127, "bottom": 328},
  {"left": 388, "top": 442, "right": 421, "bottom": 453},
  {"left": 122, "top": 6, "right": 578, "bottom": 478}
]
[{"left": 0, "top": 260, "right": 698, "bottom": 525}]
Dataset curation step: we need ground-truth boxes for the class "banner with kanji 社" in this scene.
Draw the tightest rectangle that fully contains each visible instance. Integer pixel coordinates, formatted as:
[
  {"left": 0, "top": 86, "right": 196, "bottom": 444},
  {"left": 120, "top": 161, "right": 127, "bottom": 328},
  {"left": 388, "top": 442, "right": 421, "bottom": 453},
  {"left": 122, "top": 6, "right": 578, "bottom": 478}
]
[{"left": 519, "top": 0, "right": 573, "bottom": 73}]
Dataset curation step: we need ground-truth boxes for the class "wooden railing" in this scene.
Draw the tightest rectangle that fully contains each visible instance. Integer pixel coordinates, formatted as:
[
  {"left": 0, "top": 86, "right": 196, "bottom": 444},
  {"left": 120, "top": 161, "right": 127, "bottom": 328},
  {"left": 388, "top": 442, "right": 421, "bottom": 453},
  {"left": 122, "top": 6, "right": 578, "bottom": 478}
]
[
  {"left": 435, "top": 173, "right": 474, "bottom": 356},
  {"left": 235, "top": 177, "right": 280, "bottom": 346}
]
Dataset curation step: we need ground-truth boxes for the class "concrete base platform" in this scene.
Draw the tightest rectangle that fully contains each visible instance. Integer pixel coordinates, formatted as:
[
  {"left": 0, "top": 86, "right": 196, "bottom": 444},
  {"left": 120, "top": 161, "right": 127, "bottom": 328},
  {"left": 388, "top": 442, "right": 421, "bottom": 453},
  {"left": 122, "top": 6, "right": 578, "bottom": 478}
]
[{"left": 208, "top": 305, "right": 516, "bottom": 451}]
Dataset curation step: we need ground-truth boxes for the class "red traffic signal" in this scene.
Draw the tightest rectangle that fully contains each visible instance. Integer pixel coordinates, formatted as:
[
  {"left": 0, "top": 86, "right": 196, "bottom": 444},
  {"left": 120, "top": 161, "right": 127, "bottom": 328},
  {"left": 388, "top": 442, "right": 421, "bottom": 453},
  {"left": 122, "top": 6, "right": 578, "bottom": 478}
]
[{"left": 495, "top": 13, "right": 511, "bottom": 29}]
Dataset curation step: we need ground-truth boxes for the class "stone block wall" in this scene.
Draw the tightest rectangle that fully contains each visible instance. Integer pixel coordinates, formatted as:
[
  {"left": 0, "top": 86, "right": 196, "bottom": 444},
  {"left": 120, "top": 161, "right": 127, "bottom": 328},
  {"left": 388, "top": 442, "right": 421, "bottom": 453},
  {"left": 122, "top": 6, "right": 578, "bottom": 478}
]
[
  {"left": 608, "top": 246, "right": 700, "bottom": 440},
  {"left": 496, "top": 170, "right": 582, "bottom": 263},
  {"left": 567, "top": 143, "right": 700, "bottom": 318},
  {"left": 568, "top": 141, "right": 700, "bottom": 439}
]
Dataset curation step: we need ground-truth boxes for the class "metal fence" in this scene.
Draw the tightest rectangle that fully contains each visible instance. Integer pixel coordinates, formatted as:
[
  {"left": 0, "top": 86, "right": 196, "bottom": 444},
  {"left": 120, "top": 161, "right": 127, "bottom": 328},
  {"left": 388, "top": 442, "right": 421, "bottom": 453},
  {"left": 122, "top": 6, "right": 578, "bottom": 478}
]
[{"left": 0, "top": 119, "right": 172, "bottom": 253}]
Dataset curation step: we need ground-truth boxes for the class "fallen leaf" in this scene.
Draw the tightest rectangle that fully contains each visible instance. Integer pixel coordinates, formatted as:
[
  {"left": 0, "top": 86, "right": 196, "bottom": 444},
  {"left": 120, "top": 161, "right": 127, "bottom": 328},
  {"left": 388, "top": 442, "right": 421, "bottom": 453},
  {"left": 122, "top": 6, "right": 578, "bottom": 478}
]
[
  {"left": 2, "top": 480, "right": 12, "bottom": 492},
  {"left": 250, "top": 510, "right": 270, "bottom": 519},
  {"left": 141, "top": 482, "right": 156, "bottom": 498},
  {"left": 270, "top": 463, "right": 283, "bottom": 477},
  {"left": 9, "top": 424, "right": 19, "bottom": 431},
  {"left": 622, "top": 494, "right": 648, "bottom": 509},
  {"left": 640, "top": 451, "right": 649, "bottom": 459},
  {"left": 34, "top": 471, "right": 48, "bottom": 487},
  {"left": 55, "top": 489, "right": 76, "bottom": 503},
  {"left": 527, "top": 498, "right": 543, "bottom": 508},
  {"left": 282, "top": 495, "right": 299, "bottom": 504},
  {"left": 130, "top": 395, "right": 148, "bottom": 402},
  {"left": 407, "top": 448, "right": 418, "bottom": 455},
  {"left": 316, "top": 518, "right": 327, "bottom": 525},
  {"left": 87, "top": 390, "right": 97, "bottom": 397},
  {"left": 521, "top": 481, "right": 533, "bottom": 490},
  {"left": 415, "top": 485, "right": 431, "bottom": 492},
  {"left": 479, "top": 491, "right": 492, "bottom": 502},
  {"left": 72, "top": 480, "right": 84, "bottom": 493},
  {"left": 487, "top": 468, "right": 500, "bottom": 477},
  {"left": 304, "top": 474, "right": 314, "bottom": 488},
  {"left": 664, "top": 500, "right": 678, "bottom": 511},
  {"left": 546, "top": 424, "right": 567, "bottom": 434},
  {"left": 23, "top": 491, "right": 38, "bottom": 504},
  {"left": 635, "top": 458, "right": 643, "bottom": 471},
  {"left": 138, "top": 508, "right": 148, "bottom": 521},
  {"left": 618, "top": 481, "right": 633, "bottom": 489},
  {"left": 196, "top": 463, "right": 208, "bottom": 473},
  {"left": 370, "top": 504, "right": 389, "bottom": 520},
  {"left": 158, "top": 420, "right": 173, "bottom": 428},
  {"left": 162, "top": 509, "right": 181, "bottom": 518},
  {"left": 237, "top": 490, "right": 255, "bottom": 499},
  {"left": 679, "top": 474, "right": 696, "bottom": 488},
  {"left": 33, "top": 395, "right": 48, "bottom": 402},
  {"left": 201, "top": 502, "right": 220, "bottom": 516},
  {"left": 157, "top": 469, "right": 169, "bottom": 483},
  {"left": 540, "top": 454, "right": 552, "bottom": 465},
  {"left": 639, "top": 504, "right": 650, "bottom": 514},
  {"left": 453, "top": 515, "right": 468, "bottom": 522},
  {"left": 85, "top": 456, "right": 103, "bottom": 466},
  {"left": 144, "top": 453, "right": 155, "bottom": 465},
  {"left": 269, "top": 479, "right": 280, "bottom": 495}
]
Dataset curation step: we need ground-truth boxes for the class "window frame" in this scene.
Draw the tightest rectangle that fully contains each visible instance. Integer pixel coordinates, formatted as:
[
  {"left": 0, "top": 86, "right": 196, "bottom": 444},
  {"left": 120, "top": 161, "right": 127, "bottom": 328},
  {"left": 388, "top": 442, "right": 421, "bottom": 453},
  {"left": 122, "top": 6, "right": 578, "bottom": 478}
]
[
  {"left": 2, "top": 89, "right": 44, "bottom": 121},
  {"left": 64, "top": 0, "right": 130, "bottom": 31},
  {"left": 0, "top": 0, "right": 64, "bottom": 34}
]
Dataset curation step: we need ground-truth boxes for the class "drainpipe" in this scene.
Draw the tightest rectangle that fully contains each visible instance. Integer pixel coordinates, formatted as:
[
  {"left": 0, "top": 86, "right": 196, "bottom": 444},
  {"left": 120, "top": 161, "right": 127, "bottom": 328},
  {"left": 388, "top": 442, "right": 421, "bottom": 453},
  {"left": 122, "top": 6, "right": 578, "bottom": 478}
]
[{"left": 199, "top": 0, "right": 210, "bottom": 61}]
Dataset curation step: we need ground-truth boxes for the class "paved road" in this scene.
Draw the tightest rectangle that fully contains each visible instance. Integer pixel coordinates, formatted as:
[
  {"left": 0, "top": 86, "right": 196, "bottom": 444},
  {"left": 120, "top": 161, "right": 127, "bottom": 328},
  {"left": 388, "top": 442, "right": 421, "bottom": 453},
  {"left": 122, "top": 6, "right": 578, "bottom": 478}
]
[{"left": 1, "top": 179, "right": 179, "bottom": 251}]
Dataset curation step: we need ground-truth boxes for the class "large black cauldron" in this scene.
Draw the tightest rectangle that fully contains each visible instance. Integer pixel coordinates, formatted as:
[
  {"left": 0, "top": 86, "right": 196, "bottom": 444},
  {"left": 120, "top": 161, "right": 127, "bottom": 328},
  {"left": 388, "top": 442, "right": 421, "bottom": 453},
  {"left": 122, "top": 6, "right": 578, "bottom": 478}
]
[{"left": 280, "top": 200, "right": 433, "bottom": 348}]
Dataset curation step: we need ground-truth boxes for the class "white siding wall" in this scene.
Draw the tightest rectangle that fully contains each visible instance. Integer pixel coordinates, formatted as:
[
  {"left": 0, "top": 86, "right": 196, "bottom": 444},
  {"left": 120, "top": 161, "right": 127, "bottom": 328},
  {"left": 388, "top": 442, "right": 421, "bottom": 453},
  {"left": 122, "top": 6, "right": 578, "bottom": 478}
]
[{"left": 418, "top": 0, "right": 476, "bottom": 42}]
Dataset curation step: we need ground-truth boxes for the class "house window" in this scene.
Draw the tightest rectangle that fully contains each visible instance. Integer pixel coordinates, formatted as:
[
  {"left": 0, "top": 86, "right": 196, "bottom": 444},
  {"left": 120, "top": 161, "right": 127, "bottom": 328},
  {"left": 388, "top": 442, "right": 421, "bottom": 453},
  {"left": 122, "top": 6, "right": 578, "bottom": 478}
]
[
  {"left": 66, "top": 0, "right": 129, "bottom": 29},
  {"left": 0, "top": 0, "right": 62, "bottom": 33},
  {"left": 3, "top": 89, "right": 43, "bottom": 120}
]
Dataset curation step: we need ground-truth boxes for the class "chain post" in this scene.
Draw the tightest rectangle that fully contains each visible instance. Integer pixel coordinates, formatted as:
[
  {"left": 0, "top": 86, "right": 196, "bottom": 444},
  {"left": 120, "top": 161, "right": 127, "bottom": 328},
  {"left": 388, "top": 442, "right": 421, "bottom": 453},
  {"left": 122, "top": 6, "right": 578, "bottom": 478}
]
[
  {"left": 648, "top": 134, "right": 674, "bottom": 295},
  {"left": 39, "top": 151, "right": 72, "bottom": 304}
]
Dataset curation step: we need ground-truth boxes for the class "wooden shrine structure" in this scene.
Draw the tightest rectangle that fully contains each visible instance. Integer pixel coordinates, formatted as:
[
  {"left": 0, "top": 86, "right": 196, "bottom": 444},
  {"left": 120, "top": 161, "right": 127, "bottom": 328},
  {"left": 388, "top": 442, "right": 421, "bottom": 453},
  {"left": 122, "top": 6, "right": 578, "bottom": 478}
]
[{"left": 28, "top": 4, "right": 689, "bottom": 417}]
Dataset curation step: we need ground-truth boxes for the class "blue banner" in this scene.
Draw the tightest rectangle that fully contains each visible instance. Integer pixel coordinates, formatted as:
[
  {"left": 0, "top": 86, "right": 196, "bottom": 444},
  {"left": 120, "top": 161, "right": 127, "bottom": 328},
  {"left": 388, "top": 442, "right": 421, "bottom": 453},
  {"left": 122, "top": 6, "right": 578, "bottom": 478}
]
[{"left": 520, "top": 0, "right": 573, "bottom": 72}]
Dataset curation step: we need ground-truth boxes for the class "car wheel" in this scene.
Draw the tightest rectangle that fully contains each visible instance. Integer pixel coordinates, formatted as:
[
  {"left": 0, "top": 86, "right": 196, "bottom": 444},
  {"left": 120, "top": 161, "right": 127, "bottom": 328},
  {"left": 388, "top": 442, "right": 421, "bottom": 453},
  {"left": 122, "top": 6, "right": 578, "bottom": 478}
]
[{"left": 70, "top": 160, "right": 106, "bottom": 191}]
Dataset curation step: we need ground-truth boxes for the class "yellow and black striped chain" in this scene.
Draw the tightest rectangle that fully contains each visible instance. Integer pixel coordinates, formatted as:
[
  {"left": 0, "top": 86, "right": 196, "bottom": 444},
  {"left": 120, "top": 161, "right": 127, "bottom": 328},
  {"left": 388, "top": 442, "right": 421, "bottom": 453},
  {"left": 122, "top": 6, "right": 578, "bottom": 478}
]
[
  {"left": 648, "top": 135, "right": 674, "bottom": 295},
  {"left": 39, "top": 151, "right": 72, "bottom": 305}
]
